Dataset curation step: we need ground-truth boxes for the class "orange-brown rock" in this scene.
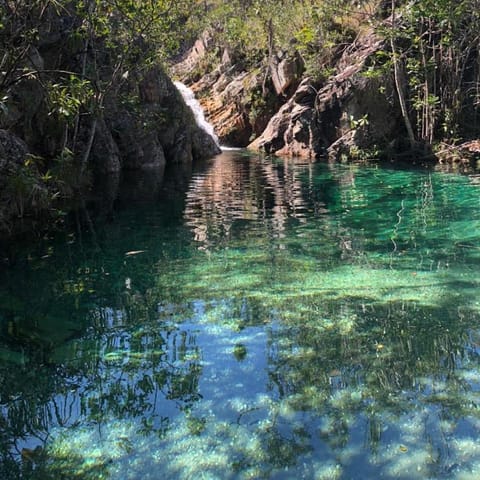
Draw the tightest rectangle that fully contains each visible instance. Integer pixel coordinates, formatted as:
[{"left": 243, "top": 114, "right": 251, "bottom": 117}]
[{"left": 173, "top": 33, "right": 283, "bottom": 147}]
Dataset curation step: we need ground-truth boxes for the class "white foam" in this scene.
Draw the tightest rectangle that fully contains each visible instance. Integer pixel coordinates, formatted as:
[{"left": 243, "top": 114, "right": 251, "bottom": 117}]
[{"left": 174, "top": 81, "right": 220, "bottom": 147}]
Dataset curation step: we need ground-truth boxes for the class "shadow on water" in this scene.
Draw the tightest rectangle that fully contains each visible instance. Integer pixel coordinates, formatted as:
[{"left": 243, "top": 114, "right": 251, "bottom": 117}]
[{"left": 0, "top": 150, "right": 479, "bottom": 479}]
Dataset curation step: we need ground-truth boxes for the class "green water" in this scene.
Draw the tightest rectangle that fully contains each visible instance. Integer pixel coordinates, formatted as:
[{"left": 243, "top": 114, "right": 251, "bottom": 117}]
[{"left": 1, "top": 151, "right": 479, "bottom": 479}]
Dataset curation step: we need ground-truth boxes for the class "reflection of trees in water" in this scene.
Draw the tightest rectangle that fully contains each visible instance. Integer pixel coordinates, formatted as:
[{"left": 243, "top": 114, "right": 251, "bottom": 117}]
[
  {"left": 184, "top": 154, "right": 312, "bottom": 249},
  {"left": 265, "top": 296, "right": 480, "bottom": 467},
  {"left": 0, "top": 296, "right": 203, "bottom": 479}
]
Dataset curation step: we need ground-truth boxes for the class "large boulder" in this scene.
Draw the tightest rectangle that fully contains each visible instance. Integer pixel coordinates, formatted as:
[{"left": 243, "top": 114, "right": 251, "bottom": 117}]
[
  {"left": 2, "top": 20, "right": 220, "bottom": 172},
  {"left": 191, "top": 65, "right": 284, "bottom": 147},
  {"left": 90, "top": 66, "right": 220, "bottom": 173},
  {"left": 91, "top": 117, "right": 122, "bottom": 174},
  {"left": 193, "top": 69, "right": 257, "bottom": 146},
  {"left": 110, "top": 111, "right": 166, "bottom": 172},
  {"left": 135, "top": 67, "right": 220, "bottom": 164},
  {"left": 249, "top": 78, "right": 321, "bottom": 157}
]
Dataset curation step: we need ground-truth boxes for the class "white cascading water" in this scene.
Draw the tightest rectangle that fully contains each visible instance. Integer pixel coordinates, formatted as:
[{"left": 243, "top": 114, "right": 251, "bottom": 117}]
[{"left": 174, "top": 81, "right": 220, "bottom": 148}]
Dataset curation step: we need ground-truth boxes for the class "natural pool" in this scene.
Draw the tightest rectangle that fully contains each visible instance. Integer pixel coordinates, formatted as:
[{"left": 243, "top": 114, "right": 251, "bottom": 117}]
[{"left": 0, "top": 151, "right": 479, "bottom": 479}]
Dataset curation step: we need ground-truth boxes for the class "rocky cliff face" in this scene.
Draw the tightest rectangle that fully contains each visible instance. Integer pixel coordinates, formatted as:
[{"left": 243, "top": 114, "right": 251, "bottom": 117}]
[
  {"left": 175, "top": 30, "right": 402, "bottom": 160},
  {"left": 105, "top": 66, "right": 220, "bottom": 174},
  {"left": 251, "top": 32, "right": 399, "bottom": 159},
  {"left": 172, "top": 32, "right": 302, "bottom": 147},
  {"left": 3, "top": 66, "right": 220, "bottom": 175}
]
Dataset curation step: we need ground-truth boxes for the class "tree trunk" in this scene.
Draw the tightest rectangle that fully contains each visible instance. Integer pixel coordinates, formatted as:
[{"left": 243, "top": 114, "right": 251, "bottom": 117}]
[
  {"left": 79, "top": 116, "right": 97, "bottom": 178},
  {"left": 391, "top": 0, "right": 416, "bottom": 148}
]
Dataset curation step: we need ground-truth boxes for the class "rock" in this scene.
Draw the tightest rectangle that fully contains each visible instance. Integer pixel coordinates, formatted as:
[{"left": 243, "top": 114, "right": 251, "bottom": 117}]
[
  {"left": 0, "top": 9, "right": 221, "bottom": 236},
  {"left": 0, "top": 130, "right": 29, "bottom": 172},
  {"left": 248, "top": 101, "right": 293, "bottom": 154},
  {"left": 171, "top": 30, "right": 214, "bottom": 82},
  {"left": 249, "top": 78, "right": 321, "bottom": 158},
  {"left": 460, "top": 139, "right": 480, "bottom": 153},
  {"left": 174, "top": 28, "right": 409, "bottom": 157},
  {"left": 250, "top": 31, "right": 400, "bottom": 159},
  {"left": 190, "top": 66, "right": 282, "bottom": 147},
  {"left": 221, "top": 48, "right": 233, "bottom": 67},
  {"left": 435, "top": 139, "right": 480, "bottom": 168},
  {"left": 138, "top": 67, "right": 220, "bottom": 163},
  {"left": 192, "top": 32, "right": 211, "bottom": 59},
  {"left": 326, "top": 130, "right": 358, "bottom": 160},
  {"left": 26, "top": 46, "right": 45, "bottom": 71},
  {"left": 277, "top": 103, "right": 320, "bottom": 157},
  {"left": 138, "top": 67, "right": 172, "bottom": 104},
  {"left": 174, "top": 32, "right": 285, "bottom": 147},
  {"left": 191, "top": 125, "right": 220, "bottom": 161},
  {"left": 107, "top": 66, "right": 219, "bottom": 170},
  {"left": 197, "top": 69, "right": 253, "bottom": 143},
  {"left": 91, "top": 117, "right": 121, "bottom": 174},
  {"left": 270, "top": 50, "right": 304, "bottom": 96},
  {"left": 293, "top": 80, "right": 318, "bottom": 105},
  {"left": 111, "top": 112, "right": 166, "bottom": 171}
]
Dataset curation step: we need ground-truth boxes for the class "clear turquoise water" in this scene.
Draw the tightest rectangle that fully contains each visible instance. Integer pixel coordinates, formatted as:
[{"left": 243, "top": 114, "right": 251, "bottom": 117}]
[{"left": 0, "top": 151, "right": 479, "bottom": 479}]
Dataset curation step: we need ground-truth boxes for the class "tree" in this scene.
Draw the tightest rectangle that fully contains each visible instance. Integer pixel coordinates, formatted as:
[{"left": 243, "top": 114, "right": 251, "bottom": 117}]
[
  {"left": 381, "top": 0, "right": 480, "bottom": 145},
  {"left": 0, "top": 0, "right": 199, "bottom": 172}
]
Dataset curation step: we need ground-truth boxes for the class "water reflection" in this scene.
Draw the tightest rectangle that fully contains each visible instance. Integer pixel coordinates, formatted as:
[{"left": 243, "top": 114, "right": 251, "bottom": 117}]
[
  {"left": 0, "top": 151, "right": 479, "bottom": 479},
  {"left": 184, "top": 153, "right": 312, "bottom": 249}
]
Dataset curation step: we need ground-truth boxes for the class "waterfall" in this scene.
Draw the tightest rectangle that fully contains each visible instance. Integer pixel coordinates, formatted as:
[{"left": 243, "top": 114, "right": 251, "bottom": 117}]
[{"left": 174, "top": 81, "right": 220, "bottom": 148}]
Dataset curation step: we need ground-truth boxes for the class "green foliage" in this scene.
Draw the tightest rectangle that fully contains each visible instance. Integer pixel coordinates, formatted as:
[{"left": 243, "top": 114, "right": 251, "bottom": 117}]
[
  {"left": 0, "top": 0, "right": 201, "bottom": 226},
  {"left": 47, "top": 76, "right": 94, "bottom": 122},
  {"left": 184, "top": 0, "right": 479, "bottom": 148},
  {"left": 377, "top": 0, "right": 480, "bottom": 143},
  {"left": 0, "top": 0, "right": 201, "bottom": 125},
  {"left": 186, "top": 0, "right": 381, "bottom": 79},
  {"left": 0, "top": 0, "right": 478, "bottom": 233},
  {"left": 295, "top": 26, "right": 316, "bottom": 46},
  {"left": 4, "top": 155, "right": 50, "bottom": 218},
  {"left": 349, "top": 114, "right": 369, "bottom": 129}
]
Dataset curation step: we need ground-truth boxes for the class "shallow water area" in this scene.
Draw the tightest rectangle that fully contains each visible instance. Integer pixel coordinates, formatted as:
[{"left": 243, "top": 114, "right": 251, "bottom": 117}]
[{"left": 0, "top": 151, "right": 479, "bottom": 479}]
